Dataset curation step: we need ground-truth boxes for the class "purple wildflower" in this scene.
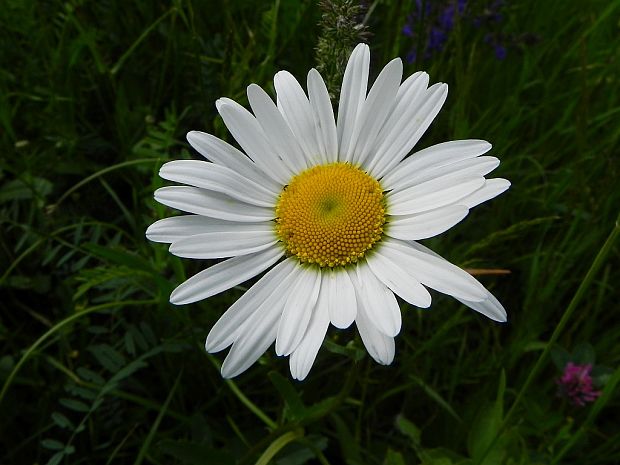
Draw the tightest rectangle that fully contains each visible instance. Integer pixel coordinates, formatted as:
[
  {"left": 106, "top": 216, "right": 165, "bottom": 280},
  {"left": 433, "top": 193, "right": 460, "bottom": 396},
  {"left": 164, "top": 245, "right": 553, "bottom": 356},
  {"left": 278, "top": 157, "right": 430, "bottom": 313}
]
[
  {"left": 403, "top": 0, "right": 510, "bottom": 63},
  {"left": 556, "top": 362, "right": 602, "bottom": 407},
  {"left": 494, "top": 44, "right": 507, "bottom": 60}
]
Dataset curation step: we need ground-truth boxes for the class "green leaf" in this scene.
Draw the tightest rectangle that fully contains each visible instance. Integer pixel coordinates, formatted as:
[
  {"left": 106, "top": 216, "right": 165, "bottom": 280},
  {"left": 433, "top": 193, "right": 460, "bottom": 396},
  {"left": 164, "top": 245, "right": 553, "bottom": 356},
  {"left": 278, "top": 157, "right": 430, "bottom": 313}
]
[
  {"left": 466, "top": 371, "right": 506, "bottom": 465},
  {"left": 124, "top": 330, "right": 136, "bottom": 356},
  {"left": 46, "top": 451, "right": 65, "bottom": 465},
  {"left": 129, "top": 324, "right": 149, "bottom": 351},
  {"left": 158, "top": 440, "right": 235, "bottom": 465},
  {"left": 140, "top": 322, "right": 157, "bottom": 347},
  {"left": 59, "top": 398, "right": 90, "bottom": 413},
  {"left": 572, "top": 343, "right": 595, "bottom": 365},
  {"left": 65, "top": 384, "right": 97, "bottom": 400},
  {"left": 0, "top": 355, "right": 15, "bottom": 377},
  {"left": 395, "top": 414, "right": 433, "bottom": 463},
  {"left": 550, "top": 345, "right": 571, "bottom": 370},
  {"left": 591, "top": 365, "right": 614, "bottom": 385},
  {"left": 41, "top": 439, "right": 65, "bottom": 450},
  {"left": 275, "top": 435, "right": 328, "bottom": 465},
  {"left": 304, "top": 396, "right": 338, "bottom": 419},
  {"left": 0, "top": 176, "right": 53, "bottom": 203},
  {"left": 421, "top": 448, "right": 464, "bottom": 465},
  {"left": 268, "top": 371, "right": 307, "bottom": 421},
  {"left": 51, "top": 412, "right": 74, "bottom": 429},
  {"left": 395, "top": 414, "right": 421, "bottom": 446},
  {"left": 323, "top": 340, "right": 366, "bottom": 361},
  {"left": 409, "top": 375, "right": 462, "bottom": 422},
  {"left": 384, "top": 448, "right": 407, "bottom": 465},
  {"left": 88, "top": 344, "right": 126, "bottom": 373},
  {"left": 76, "top": 367, "right": 105, "bottom": 385},
  {"left": 83, "top": 243, "right": 153, "bottom": 272},
  {"left": 102, "top": 359, "right": 149, "bottom": 395},
  {"left": 330, "top": 413, "right": 362, "bottom": 464}
]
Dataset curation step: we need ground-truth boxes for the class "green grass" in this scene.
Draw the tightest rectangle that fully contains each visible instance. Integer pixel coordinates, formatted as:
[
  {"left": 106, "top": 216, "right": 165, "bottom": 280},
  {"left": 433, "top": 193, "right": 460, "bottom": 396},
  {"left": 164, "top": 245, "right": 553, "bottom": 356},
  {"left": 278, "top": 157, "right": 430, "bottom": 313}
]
[{"left": 1, "top": 0, "right": 619, "bottom": 464}]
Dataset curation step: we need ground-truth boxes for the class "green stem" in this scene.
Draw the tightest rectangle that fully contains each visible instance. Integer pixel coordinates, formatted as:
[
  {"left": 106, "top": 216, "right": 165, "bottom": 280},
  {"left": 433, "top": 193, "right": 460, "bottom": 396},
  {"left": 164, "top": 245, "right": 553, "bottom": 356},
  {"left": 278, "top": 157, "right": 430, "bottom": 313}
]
[
  {"left": 254, "top": 429, "right": 304, "bottom": 465},
  {"left": 0, "top": 299, "right": 157, "bottom": 406},
  {"left": 550, "top": 365, "right": 620, "bottom": 464},
  {"left": 45, "top": 355, "right": 190, "bottom": 422},
  {"left": 53, "top": 158, "right": 160, "bottom": 209},
  {"left": 110, "top": 8, "right": 177, "bottom": 75},
  {"left": 207, "top": 353, "right": 278, "bottom": 430},
  {"left": 475, "top": 214, "right": 620, "bottom": 464},
  {"left": 133, "top": 370, "right": 183, "bottom": 465}
]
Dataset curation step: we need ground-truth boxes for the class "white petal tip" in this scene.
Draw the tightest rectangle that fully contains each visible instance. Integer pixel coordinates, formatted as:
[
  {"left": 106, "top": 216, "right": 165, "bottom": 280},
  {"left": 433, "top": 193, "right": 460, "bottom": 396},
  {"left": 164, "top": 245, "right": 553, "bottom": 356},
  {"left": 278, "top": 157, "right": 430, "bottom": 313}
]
[
  {"left": 215, "top": 99, "right": 228, "bottom": 111},
  {"left": 330, "top": 317, "right": 356, "bottom": 330},
  {"left": 290, "top": 368, "right": 309, "bottom": 381},
  {"left": 417, "top": 296, "right": 432, "bottom": 309},
  {"left": 186, "top": 130, "right": 200, "bottom": 141},
  {"left": 204, "top": 338, "right": 226, "bottom": 354},
  {"left": 169, "top": 295, "right": 184, "bottom": 306},
  {"left": 169, "top": 287, "right": 194, "bottom": 306},
  {"left": 274, "top": 344, "right": 287, "bottom": 357}
]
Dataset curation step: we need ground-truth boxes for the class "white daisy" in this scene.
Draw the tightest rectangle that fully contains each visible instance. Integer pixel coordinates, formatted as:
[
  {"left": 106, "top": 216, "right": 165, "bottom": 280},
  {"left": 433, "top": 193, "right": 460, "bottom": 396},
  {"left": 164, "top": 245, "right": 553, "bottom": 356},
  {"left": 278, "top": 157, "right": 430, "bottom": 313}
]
[{"left": 147, "top": 44, "right": 510, "bottom": 380}]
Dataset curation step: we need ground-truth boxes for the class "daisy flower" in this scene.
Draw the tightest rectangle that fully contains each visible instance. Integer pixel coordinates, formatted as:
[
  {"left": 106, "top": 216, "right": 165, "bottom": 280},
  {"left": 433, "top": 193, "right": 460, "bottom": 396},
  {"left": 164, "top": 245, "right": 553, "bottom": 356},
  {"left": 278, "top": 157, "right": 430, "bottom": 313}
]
[{"left": 147, "top": 44, "right": 510, "bottom": 380}]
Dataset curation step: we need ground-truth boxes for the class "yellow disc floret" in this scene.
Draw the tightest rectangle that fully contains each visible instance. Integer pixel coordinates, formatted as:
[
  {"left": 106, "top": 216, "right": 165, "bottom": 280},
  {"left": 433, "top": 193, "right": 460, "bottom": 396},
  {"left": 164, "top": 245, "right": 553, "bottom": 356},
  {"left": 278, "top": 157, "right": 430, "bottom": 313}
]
[{"left": 275, "top": 163, "right": 386, "bottom": 268}]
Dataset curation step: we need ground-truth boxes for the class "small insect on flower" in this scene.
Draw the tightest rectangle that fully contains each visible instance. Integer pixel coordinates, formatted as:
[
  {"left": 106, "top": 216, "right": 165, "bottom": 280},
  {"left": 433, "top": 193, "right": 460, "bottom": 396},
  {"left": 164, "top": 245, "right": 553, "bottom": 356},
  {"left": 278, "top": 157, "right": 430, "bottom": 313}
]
[
  {"left": 147, "top": 44, "right": 510, "bottom": 380},
  {"left": 556, "top": 362, "right": 602, "bottom": 407}
]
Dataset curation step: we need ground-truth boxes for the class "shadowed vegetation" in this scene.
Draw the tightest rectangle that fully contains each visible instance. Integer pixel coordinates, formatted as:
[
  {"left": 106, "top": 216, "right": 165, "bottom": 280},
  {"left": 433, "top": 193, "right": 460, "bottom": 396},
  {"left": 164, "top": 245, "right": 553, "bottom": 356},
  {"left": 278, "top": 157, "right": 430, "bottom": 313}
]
[{"left": 1, "top": 0, "right": 618, "bottom": 464}]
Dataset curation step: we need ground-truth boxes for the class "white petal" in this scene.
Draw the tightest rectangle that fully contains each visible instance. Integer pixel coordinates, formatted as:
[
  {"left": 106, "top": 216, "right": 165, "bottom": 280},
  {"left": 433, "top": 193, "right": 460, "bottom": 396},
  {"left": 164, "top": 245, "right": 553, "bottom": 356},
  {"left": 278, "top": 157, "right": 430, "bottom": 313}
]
[
  {"left": 276, "top": 268, "right": 321, "bottom": 356},
  {"left": 363, "top": 71, "right": 428, "bottom": 173},
  {"left": 382, "top": 239, "right": 487, "bottom": 302},
  {"left": 337, "top": 43, "right": 370, "bottom": 163},
  {"left": 355, "top": 262, "right": 404, "bottom": 336},
  {"left": 274, "top": 71, "right": 321, "bottom": 165},
  {"left": 381, "top": 140, "right": 492, "bottom": 191},
  {"left": 247, "top": 83, "right": 307, "bottom": 173},
  {"left": 206, "top": 259, "right": 297, "bottom": 352},
  {"left": 159, "top": 160, "right": 277, "bottom": 207},
  {"left": 365, "top": 251, "right": 431, "bottom": 310},
  {"left": 456, "top": 291, "right": 507, "bottom": 322},
  {"left": 369, "top": 83, "right": 448, "bottom": 179},
  {"left": 307, "top": 68, "right": 338, "bottom": 163},
  {"left": 355, "top": 298, "right": 395, "bottom": 365},
  {"left": 388, "top": 177, "right": 485, "bottom": 216},
  {"left": 147, "top": 215, "right": 256, "bottom": 244},
  {"left": 387, "top": 156, "right": 500, "bottom": 195},
  {"left": 394, "top": 71, "right": 429, "bottom": 103},
  {"left": 403, "top": 240, "right": 506, "bottom": 321},
  {"left": 169, "top": 247, "right": 284, "bottom": 305},
  {"left": 289, "top": 281, "right": 330, "bottom": 380},
  {"left": 352, "top": 58, "right": 403, "bottom": 166},
  {"left": 217, "top": 99, "right": 293, "bottom": 185},
  {"left": 386, "top": 205, "right": 469, "bottom": 241},
  {"left": 154, "top": 186, "right": 274, "bottom": 222},
  {"left": 169, "top": 228, "right": 277, "bottom": 259},
  {"left": 186, "top": 131, "right": 281, "bottom": 194},
  {"left": 458, "top": 178, "right": 511, "bottom": 208},
  {"left": 326, "top": 269, "right": 357, "bottom": 329},
  {"left": 220, "top": 283, "right": 291, "bottom": 378}
]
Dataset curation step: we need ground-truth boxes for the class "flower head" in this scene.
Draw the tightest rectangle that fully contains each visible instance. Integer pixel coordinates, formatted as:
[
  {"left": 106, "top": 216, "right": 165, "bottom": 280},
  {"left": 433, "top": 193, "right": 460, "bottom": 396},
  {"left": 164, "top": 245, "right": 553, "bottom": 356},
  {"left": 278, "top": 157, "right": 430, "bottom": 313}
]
[
  {"left": 556, "top": 362, "right": 602, "bottom": 407},
  {"left": 147, "top": 44, "right": 510, "bottom": 379}
]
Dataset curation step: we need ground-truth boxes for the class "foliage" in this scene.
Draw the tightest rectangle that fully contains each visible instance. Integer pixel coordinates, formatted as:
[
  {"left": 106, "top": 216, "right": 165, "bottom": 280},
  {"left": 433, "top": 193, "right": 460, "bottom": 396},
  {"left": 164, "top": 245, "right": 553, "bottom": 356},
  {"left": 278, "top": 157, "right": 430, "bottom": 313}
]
[{"left": 1, "top": 0, "right": 619, "bottom": 464}]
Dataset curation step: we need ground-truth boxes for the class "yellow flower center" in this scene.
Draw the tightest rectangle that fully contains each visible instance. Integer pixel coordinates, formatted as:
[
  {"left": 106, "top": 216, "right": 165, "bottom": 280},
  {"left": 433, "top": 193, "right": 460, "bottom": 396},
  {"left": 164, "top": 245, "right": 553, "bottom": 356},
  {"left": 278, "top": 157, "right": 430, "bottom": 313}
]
[{"left": 275, "top": 163, "right": 386, "bottom": 268}]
